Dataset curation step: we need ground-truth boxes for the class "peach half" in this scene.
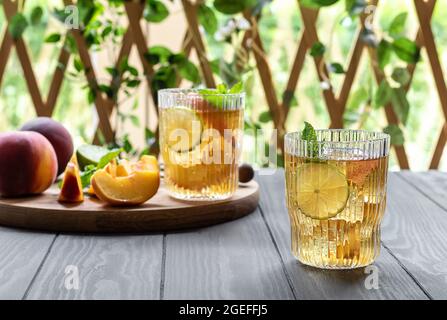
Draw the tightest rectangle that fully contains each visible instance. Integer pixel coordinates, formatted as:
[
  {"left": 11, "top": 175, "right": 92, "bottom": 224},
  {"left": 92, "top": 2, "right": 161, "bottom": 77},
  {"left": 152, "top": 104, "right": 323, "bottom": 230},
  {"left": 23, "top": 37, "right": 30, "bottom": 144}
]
[{"left": 91, "top": 156, "right": 160, "bottom": 206}]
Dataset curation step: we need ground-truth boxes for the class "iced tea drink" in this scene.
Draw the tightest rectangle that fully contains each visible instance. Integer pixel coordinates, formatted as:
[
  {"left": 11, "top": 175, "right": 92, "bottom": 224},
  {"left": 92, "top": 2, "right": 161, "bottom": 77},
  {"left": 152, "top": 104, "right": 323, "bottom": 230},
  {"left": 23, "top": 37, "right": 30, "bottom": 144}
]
[
  {"left": 158, "top": 89, "right": 244, "bottom": 200},
  {"left": 285, "top": 129, "right": 390, "bottom": 269}
]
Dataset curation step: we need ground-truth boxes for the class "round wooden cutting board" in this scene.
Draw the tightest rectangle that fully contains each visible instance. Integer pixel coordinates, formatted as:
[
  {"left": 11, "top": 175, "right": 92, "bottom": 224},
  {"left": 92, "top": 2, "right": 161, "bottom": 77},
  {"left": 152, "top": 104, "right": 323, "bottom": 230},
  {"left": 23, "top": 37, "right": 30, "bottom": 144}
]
[{"left": 0, "top": 181, "right": 259, "bottom": 233}]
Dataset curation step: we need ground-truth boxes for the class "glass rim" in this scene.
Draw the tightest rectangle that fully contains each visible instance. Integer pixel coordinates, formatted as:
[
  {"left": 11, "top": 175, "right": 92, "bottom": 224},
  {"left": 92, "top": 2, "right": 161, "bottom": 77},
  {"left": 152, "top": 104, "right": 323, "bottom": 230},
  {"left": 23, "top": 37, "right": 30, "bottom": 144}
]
[
  {"left": 285, "top": 129, "right": 390, "bottom": 144},
  {"left": 158, "top": 88, "right": 246, "bottom": 98}
]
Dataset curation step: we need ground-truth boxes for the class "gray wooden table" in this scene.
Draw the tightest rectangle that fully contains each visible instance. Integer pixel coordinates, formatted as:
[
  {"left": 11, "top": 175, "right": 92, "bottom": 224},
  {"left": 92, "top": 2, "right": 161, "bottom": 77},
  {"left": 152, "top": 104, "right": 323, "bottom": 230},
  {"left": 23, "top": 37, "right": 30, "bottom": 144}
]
[{"left": 0, "top": 170, "right": 446, "bottom": 300}]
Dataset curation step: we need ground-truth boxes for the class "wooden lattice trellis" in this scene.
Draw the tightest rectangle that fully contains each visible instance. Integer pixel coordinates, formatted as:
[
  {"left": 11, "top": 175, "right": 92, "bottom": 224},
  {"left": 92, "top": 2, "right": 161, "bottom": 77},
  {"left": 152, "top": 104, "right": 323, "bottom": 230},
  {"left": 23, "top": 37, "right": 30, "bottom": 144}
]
[{"left": 0, "top": 0, "right": 447, "bottom": 170}]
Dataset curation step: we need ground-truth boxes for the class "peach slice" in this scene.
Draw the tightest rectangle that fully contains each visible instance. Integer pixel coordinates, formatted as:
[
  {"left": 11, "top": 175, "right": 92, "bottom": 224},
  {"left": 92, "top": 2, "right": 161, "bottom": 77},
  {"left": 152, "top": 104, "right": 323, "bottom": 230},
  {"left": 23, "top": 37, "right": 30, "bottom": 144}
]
[
  {"left": 87, "top": 184, "right": 96, "bottom": 197},
  {"left": 58, "top": 155, "right": 84, "bottom": 203},
  {"left": 91, "top": 155, "right": 160, "bottom": 206}
]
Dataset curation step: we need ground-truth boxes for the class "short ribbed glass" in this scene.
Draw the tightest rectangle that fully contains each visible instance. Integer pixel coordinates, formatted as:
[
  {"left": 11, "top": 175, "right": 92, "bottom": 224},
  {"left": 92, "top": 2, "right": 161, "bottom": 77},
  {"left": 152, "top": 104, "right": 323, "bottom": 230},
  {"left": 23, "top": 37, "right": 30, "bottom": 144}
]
[
  {"left": 284, "top": 130, "right": 390, "bottom": 269},
  {"left": 158, "top": 89, "right": 244, "bottom": 200}
]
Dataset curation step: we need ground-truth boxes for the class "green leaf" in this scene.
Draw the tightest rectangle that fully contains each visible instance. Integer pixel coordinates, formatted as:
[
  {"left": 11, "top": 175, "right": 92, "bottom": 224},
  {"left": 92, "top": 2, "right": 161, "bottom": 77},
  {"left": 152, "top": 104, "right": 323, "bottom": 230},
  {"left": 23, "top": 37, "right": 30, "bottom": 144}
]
[
  {"left": 127, "top": 66, "right": 139, "bottom": 77},
  {"left": 198, "top": 82, "right": 244, "bottom": 108},
  {"left": 213, "top": 0, "right": 246, "bottom": 14},
  {"left": 145, "top": 127, "right": 155, "bottom": 140},
  {"left": 229, "top": 81, "right": 244, "bottom": 93},
  {"left": 374, "top": 80, "right": 392, "bottom": 109},
  {"left": 347, "top": 86, "right": 369, "bottom": 111},
  {"left": 129, "top": 115, "right": 140, "bottom": 127},
  {"left": 145, "top": 46, "right": 172, "bottom": 65},
  {"left": 52, "top": 8, "right": 70, "bottom": 24},
  {"left": 101, "top": 25, "right": 113, "bottom": 38},
  {"left": 392, "top": 37, "right": 421, "bottom": 64},
  {"left": 377, "top": 40, "right": 392, "bottom": 70},
  {"left": 329, "top": 62, "right": 345, "bottom": 74},
  {"left": 144, "top": 0, "right": 169, "bottom": 23},
  {"left": 9, "top": 13, "right": 28, "bottom": 39},
  {"left": 391, "top": 67, "right": 411, "bottom": 86},
  {"left": 126, "top": 79, "right": 141, "bottom": 88},
  {"left": 80, "top": 166, "right": 96, "bottom": 188},
  {"left": 98, "top": 84, "right": 113, "bottom": 98},
  {"left": 343, "top": 110, "right": 360, "bottom": 126},
  {"left": 106, "top": 66, "right": 119, "bottom": 77},
  {"left": 87, "top": 88, "right": 96, "bottom": 104},
  {"left": 45, "top": 33, "right": 61, "bottom": 43},
  {"left": 345, "top": 0, "right": 367, "bottom": 16},
  {"left": 383, "top": 124, "right": 404, "bottom": 145},
  {"left": 390, "top": 87, "right": 410, "bottom": 125},
  {"left": 97, "top": 148, "right": 123, "bottom": 169},
  {"left": 302, "top": 122, "right": 319, "bottom": 157},
  {"left": 74, "top": 58, "right": 83, "bottom": 72},
  {"left": 310, "top": 41, "right": 326, "bottom": 57},
  {"left": 198, "top": 4, "right": 218, "bottom": 35},
  {"left": 216, "top": 83, "right": 228, "bottom": 93},
  {"left": 388, "top": 12, "right": 407, "bottom": 38},
  {"left": 300, "top": 0, "right": 340, "bottom": 8},
  {"left": 178, "top": 60, "right": 200, "bottom": 84},
  {"left": 30, "top": 6, "right": 44, "bottom": 25},
  {"left": 258, "top": 111, "right": 272, "bottom": 123}
]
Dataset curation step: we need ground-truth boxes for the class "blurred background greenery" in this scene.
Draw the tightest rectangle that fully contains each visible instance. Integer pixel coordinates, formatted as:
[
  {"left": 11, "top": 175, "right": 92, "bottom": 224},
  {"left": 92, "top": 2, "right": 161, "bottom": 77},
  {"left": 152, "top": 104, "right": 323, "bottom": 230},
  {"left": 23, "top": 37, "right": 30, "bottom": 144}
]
[{"left": 1, "top": 0, "right": 446, "bottom": 171}]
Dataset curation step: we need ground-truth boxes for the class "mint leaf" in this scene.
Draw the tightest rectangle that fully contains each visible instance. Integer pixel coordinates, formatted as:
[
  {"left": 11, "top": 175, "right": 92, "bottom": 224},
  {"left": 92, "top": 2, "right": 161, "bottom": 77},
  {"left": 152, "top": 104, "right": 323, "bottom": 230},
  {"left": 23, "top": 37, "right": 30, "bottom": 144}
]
[
  {"left": 216, "top": 83, "right": 227, "bottom": 93},
  {"left": 80, "top": 166, "right": 96, "bottom": 189},
  {"left": 78, "top": 149, "right": 123, "bottom": 188},
  {"left": 302, "top": 122, "right": 319, "bottom": 157},
  {"left": 97, "top": 148, "right": 123, "bottom": 169},
  {"left": 229, "top": 81, "right": 243, "bottom": 93},
  {"left": 198, "top": 82, "right": 244, "bottom": 108}
]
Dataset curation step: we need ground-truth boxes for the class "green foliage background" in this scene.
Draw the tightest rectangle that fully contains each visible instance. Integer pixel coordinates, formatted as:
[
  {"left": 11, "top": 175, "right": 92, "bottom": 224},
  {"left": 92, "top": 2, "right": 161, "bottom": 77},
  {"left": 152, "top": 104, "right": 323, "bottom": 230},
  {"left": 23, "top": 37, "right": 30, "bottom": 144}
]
[{"left": 0, "top": 0, "right": 446, "bottom": 170}]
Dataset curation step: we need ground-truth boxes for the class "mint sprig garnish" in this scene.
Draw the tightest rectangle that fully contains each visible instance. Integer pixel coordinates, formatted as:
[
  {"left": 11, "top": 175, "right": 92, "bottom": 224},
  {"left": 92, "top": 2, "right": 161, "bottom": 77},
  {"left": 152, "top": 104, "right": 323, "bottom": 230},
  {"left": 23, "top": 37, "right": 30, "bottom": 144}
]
[
  {"left": 79, "top": 148, "right": 123, "bottom": 188},
  {"left": 302, "top": 122, "right": 319, "bottom": 158},
  {"left": 198, "top": 82, "right": 244, "bottom": 108}
]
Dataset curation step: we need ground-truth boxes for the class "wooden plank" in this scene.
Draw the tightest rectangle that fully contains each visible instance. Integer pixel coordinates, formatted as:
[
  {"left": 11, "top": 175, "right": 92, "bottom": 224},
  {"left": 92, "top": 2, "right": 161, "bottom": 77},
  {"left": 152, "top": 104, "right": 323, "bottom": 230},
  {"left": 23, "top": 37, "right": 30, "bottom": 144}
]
[
  {"left": 398, "top": 170, "right": 447, "bottom": 212},
  {"left": 256, "top": 170, "right": 428, "bottom": 299},
  {"left": 25, "top": 234, "right": 163, "bottom": 300},
  {"left": 163, "top": 208, "right": 295, "bottom": 300},
  {"left": 0, "top": 228, "right": 56, "bottom": 299},
  {"left": 380, "top": 173, "right": 447, "bottom": 299}
]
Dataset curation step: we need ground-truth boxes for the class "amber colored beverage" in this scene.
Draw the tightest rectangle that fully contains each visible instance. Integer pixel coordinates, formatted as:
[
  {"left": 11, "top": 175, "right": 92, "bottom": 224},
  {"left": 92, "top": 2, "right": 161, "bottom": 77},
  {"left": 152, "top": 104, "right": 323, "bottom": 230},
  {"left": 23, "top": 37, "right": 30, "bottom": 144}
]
[
  {"left": 158, "top": 89, "right": 244, "bottom": 200},
  {"left": 284, "top": 130, "right": 390, "bottom": 269}
]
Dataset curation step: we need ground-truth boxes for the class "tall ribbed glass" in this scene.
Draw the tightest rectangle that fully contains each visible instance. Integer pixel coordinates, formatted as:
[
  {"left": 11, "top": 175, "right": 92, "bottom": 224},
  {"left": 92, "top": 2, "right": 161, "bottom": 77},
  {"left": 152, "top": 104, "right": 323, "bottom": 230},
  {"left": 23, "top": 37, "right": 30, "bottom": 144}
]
[
  {"left": 284, "top": 130, "right": 390, "bottom": 269},
  {"left": 158, "top": 89, "right": 244, "bottom": 200}
]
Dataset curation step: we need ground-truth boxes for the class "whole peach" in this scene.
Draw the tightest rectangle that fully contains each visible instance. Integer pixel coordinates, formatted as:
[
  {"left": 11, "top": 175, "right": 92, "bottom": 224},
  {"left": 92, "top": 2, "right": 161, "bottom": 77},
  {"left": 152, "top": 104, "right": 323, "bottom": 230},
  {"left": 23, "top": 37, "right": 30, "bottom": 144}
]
[
  {"left": 0, "top": 131, "right": 58, "bottom": 197},
  {"left": 21, "top": 117, "right": 73, "bottom": 176}
]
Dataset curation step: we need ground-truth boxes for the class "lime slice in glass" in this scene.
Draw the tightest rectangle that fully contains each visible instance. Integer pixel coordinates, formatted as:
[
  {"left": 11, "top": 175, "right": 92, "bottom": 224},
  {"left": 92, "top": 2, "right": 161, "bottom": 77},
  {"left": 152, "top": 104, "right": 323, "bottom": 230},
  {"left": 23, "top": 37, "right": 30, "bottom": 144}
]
[
  {"left": 161, "top": 107, "right": 203, "bottom": 153},
  {"left": 296, "top": 162, "right": 349, "bottom": 220}
]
